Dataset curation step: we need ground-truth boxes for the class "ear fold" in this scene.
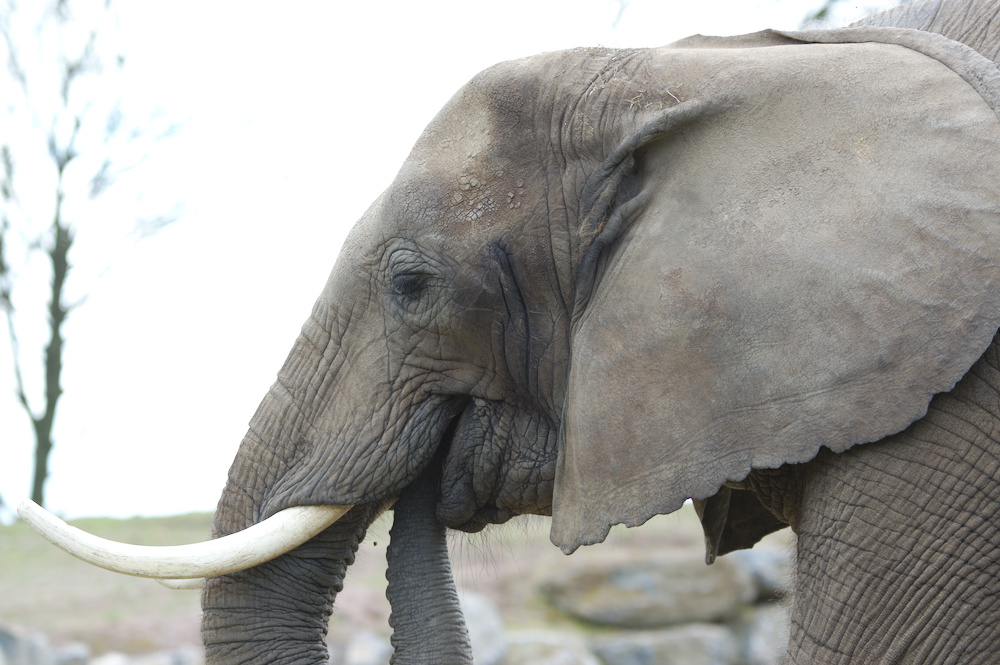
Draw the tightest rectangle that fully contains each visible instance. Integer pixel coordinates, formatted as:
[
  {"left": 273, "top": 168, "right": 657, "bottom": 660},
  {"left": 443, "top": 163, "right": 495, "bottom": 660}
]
[{"left": 551, "top": 35, "right": 1000, "bottom": 551}]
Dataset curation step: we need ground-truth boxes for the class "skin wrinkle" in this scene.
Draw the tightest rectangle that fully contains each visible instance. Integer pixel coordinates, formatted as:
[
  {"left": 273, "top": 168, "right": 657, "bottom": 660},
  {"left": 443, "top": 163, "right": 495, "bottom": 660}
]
[
  {"left": 531, "top": 63, "right": 584, "bottom": 296},
  {"left": 507, "top": 251, "right": 535, "bottom": 398},
  {"left": 204, "top": 504, "right": 376, "bottom": 662},
  {"left": 956, "top": 363, "right": 1000, "bottom": 408},
  {"left": 877, "top": 525, "right": 984, "bottom": 660},
  {"left": 492, "top": 242, "right": 535, "bottom": 400},
  {"left": 545, "top": 187, "right": 571, "bottom": 317},
  {"left": 791, "top": 343, "right": 1000, "bottom": 663},
  {"left": 439, "top": 394, "right": 558, "bottom": 527}
]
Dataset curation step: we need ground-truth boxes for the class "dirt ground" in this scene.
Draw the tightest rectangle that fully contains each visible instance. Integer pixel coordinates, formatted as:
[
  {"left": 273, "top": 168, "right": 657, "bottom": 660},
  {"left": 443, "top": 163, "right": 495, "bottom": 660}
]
[{"left": 0, "top": 506, "right": 792, "bottom": 655}]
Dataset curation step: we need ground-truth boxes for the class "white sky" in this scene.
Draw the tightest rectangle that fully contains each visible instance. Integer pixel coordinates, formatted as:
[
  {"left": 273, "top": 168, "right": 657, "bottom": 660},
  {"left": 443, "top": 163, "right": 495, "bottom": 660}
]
[{"left": 0, "top": 0, "right": 890, "bottom": 520}]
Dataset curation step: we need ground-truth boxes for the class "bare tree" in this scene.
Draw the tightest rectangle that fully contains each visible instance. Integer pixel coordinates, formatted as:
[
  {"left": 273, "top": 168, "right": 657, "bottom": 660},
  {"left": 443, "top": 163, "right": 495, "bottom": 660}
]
[
  {"left": 801, "top": 0, "right": 906, "bottom": 27},
  {"left": 802, "top": 0, "right": 845, "bottom": 25},
  {"left": 0, "top": 0, "right": 178, "bottom": 507}
]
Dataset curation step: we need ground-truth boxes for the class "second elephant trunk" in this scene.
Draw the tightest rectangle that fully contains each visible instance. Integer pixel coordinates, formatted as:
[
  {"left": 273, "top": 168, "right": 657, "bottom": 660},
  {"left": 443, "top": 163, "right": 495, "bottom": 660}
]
[{"left": 386, "top": 465, "right": 473, "bottom": 665}]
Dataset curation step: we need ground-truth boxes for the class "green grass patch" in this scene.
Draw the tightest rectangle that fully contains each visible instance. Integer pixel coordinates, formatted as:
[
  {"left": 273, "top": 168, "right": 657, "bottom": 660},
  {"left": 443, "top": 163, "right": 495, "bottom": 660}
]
[{"left": 0, "top": 513, "right": 213, "bottom": 654}]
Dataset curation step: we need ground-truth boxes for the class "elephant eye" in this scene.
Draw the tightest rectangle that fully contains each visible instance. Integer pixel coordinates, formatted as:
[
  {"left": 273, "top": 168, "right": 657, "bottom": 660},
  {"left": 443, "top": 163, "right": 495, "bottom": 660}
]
[{"left": 391, "top": 272, "right": 429, "bottom": 298}]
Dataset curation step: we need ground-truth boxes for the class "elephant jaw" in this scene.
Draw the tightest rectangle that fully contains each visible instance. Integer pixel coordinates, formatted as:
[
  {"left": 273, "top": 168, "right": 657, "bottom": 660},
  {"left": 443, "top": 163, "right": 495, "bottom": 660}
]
[{"left": 16, "top": 498, "right": 352, "bottom": 588}]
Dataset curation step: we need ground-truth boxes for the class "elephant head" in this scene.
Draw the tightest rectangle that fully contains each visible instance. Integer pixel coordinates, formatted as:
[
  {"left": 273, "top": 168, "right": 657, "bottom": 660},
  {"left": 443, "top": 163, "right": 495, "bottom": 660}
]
[{"left": 21, "top": 0, "right": 1000, "bottom": 663}]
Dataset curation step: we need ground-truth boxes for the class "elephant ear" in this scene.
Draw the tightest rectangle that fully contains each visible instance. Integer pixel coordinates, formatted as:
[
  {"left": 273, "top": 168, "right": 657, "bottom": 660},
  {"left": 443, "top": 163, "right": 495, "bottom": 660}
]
[{"left": 550, "top": 33, "right": 1000, "bottom": 552}]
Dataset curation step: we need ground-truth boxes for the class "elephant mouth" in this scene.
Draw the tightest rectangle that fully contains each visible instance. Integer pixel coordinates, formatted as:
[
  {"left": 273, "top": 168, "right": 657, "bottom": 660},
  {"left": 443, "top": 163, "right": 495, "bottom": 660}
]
[
  {"left": 443, "top": 509, "right": 515, "bottom": 534},
  {"left": 428, "top": 398, "right": 485, "bottom": 530},
  {"left": 433, "top": 398, "right": 519, "bottom": 534}
]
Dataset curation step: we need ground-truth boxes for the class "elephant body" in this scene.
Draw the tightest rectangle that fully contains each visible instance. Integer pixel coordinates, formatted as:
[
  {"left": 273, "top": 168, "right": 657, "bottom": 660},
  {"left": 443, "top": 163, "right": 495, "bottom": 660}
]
[
  {"left": 781, "top": 333, "right": 1000, "bottom": 663},
  {"left": 198, "top": 1, "right": 1000, "bottom": 663}
]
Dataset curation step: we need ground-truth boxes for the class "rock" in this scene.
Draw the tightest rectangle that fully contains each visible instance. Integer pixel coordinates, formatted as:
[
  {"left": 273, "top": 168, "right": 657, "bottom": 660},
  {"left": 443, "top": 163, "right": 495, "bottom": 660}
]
[
  {"left": 0, "top": 625, "right": 54, "bottom": 665},
  {"left": 90, "top": 650, "right": 203, "bottom": 665},
  {"left": 0, "top": 627, "right": 203, "bottom": 665},
  {"left": 728, "top": 548, "right": 793, "bottom": 602},
  {"left": 740, "top": 603, "right": 790, "bottom": 665},
  {"left": 330, "top": 632, "right": 391, "bottom": 665},
  {"left": 50, "top": 643, "right": 90, "bottom": 665},
  {"left": 500, "top": 631, "right": 601, "bottom": 665},
  {"left": 460, "top": 592, "right": 506, "bottom": 665},
  {"left": 589, "top": 624, "right": 741, "bottom": 665},
  {"left": 540, "top": 551, "right": 756, "bottom": 628},
  {"left": 118, "top": 647, "right": 199, "bottom": 665},
  {"left": 90, "top": 654, "right": 130, "bottom": 665}
]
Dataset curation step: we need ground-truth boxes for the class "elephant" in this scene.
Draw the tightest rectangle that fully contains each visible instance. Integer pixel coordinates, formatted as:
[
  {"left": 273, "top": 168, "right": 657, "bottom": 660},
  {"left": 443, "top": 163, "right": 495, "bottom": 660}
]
[{"left": 18, "top": 0, "right": 1000, "bottom": 662}]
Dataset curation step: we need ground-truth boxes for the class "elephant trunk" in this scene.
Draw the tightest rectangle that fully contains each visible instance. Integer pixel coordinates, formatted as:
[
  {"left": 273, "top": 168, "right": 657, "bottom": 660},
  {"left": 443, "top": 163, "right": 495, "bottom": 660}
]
[
  {"left": 200, "top": 466, "right": 471, "bottom": 665},
  {"left": 201, "top": 503, "right": 379, "bottom": 664},
  {"left": 199, "top": 374, "right": 383, "bottom": 665},
  {"left": 386, "top": 464, "right": 473, "bottom": 665}
]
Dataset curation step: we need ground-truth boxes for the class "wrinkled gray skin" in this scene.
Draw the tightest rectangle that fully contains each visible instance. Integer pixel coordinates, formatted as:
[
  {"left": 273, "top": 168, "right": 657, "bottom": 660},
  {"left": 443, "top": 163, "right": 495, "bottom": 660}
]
[{"left": 201, "top": 1, "right": 1000, "bottom": 663}]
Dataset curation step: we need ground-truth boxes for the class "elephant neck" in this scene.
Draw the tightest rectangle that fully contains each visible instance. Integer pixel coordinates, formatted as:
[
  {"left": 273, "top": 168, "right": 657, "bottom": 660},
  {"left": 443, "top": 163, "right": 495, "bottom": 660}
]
[{"left": 787, "top": 341, "right": 1000, "bottom": 664}]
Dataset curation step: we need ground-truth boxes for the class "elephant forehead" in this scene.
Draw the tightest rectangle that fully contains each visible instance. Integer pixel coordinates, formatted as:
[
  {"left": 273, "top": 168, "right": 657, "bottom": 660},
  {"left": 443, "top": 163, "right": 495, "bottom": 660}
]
[
  {"left": 380, "top": 53, "right": 595, "bottom": 236},
  {"left": 377, "top": 156, "right": 550, "bottom": 255},
  {"left": 401, "top": 65, "right": 521, "bottom": 194},
  {"left": 385, "top": 158, "right": 515, "bottom": 234}
]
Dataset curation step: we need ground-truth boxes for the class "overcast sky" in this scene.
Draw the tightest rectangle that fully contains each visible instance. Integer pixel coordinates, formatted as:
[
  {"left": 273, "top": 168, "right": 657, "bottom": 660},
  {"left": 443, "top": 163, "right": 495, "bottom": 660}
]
[{"left": 0, "top": 0, "right": 891, "bottom": 520}]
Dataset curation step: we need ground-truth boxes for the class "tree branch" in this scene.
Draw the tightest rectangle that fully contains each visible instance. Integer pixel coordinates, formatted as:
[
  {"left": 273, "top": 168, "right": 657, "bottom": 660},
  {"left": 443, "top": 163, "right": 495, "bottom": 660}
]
[{"left": 4, "top": 305, "right": 32, "bottom": 417}]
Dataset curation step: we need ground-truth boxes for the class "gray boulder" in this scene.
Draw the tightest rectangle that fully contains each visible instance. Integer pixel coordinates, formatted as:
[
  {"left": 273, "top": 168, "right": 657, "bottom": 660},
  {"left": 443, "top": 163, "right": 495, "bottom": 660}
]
[
  {"left": 50, "top": 642, "right": 90, "bottom": 665},
  {"left": 589, "top": 624, "right": 741, "bottom": 665},
  {"left": 90, "top": 648, "right": 203, "bottom": 665},
  {"left": 0, "top": 625, "right": 53, "bottom": 665},
  {"left": 540, "top": 551, "right": 756, "bottom": 628},
  {"left": 460, "top": 592, "right": 507, "bottom": 665},
  {"left": 500, "top": 631, "right": 600, "bottom": 665},
  {"left": 329, "top": 632, "right": 391, "bottom": 665},
  {"left": 740, "top": 603, "right": 790, "bottom": 665},
  {"left": 89, "top": 654, "right": 130, "bottom": 665},
  {"left": 729, "top": 548, "right": 793, "bottom": 602}
]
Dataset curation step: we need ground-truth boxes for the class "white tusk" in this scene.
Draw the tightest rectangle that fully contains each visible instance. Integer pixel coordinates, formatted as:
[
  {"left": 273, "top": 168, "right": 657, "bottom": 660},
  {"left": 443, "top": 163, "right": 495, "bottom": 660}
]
[
  {"left": 17, "top": 499, "right": 352, "bottom": 580},
  {"left": 155, "top": 577, "right": 205, "bottom": 590}
]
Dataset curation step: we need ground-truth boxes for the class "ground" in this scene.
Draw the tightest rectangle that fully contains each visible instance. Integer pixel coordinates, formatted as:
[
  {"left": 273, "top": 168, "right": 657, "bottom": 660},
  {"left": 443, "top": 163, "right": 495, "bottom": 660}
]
[{"left": 0, "top": 504, "right": 790, "bottom": 655}]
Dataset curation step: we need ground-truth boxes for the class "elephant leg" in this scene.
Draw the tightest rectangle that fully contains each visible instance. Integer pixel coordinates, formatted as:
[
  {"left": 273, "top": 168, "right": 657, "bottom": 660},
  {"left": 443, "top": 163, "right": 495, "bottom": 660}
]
[
  {"left": 788, "top": 344, "right": 1000, "bottom": 664},
  {"left": 386, "top": 464, "right": 473, "bottom": 665}
]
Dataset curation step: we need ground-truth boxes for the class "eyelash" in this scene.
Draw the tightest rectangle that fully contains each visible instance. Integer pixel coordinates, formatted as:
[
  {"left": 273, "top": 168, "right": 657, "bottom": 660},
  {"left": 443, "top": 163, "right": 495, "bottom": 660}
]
[{"left": 391, "top": 272, "right": 429, "bottom": 298}]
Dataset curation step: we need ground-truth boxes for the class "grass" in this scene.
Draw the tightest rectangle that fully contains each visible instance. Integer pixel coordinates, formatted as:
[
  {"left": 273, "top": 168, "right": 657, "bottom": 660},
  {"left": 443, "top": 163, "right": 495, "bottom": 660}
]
[{"left": 0, "top": 512, "right": 213, "bottom": 654}]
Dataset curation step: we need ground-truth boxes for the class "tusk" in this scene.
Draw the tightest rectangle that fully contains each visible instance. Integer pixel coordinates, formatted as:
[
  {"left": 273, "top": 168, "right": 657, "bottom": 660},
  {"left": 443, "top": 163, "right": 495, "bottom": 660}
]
[
  {"left": 17, "top": 499, "right": 352, "bottom": 580},
  {"left": 155, "top": 577, "right": 205, "bottom": 590}
]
